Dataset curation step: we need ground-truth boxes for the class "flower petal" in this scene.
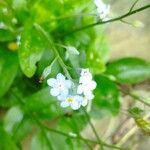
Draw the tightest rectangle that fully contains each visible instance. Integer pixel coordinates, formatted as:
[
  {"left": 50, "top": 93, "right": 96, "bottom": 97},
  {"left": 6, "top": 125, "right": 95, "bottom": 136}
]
[
  {"left": 65, "top": 80, "right": 72, "bottom": 88},
  {"left": 61, "top": 88, "right": 69, "bottom": 97},
  {"left": 82, "top": 98, "right": 88, "bottom": 107},
  {"left": 84, "top": 91, "right": 94, "bottom": 100},
  {"left": 60, "top": 101, "right": 69, "bottom": 108},
  {"left": 77, "top": 84, "right": 83, "bottom": 94},
  {"left": 47, "top": 78, "right": 57, "bottom": 87},
  {"left": 57, "top": 94, "right": 67, "bottom": 101},
  {"left": 71, "top": 101, "right": 81, "bottom": 110},
  {"left": 89, "top": 81, "right": 97, "bottom": 90},
  {"left": 50, "top": 88, "right": 59, "bottom": 96},
  {"left": 56, "top": 73, "right": 65, "bottom": 81}
]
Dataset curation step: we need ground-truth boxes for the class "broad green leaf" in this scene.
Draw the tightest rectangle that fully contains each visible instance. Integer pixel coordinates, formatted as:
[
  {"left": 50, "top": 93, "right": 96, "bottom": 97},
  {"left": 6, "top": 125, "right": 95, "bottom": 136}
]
[
  {"left": 57, "top": 110, "right": 88, "bottom": 133},
  {"left": 30, "top": 131, "right": 83, "bottom": 150},
  {"left": 0, "top": 125, "right": 19, "bottom": 150},
  {"left": 0, "top": 29, "right": 15, "bottom": 42},
  {"left": 23, "top": 88, "right": 64, "bottom": 119},
  {"left": 92, "top": 75, "right": 120, "bottom": 116},
  {"left": 12, "top": 117, "right": 33, "bottom": 143},
  {"left": 0, "top": 50, "right": 18, "bottom": 97},
  {"left": 4, "top": 106, "right": 23, "bottom": 135},
  {"left": 19, "top": 25, "right": 46, "bottom": 77},
  {"left": 106, "top": 57, "right": 150, "bottom": 84},
  {"left": 30, "top": 132, "right": 50, "bottom": 150},
  {"left": 4, "top": 105, "right": 33, "bottom": 143}
]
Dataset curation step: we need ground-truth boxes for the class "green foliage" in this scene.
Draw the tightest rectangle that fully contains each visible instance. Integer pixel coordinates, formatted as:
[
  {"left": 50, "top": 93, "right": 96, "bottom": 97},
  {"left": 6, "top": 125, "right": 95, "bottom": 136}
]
[
  {"left": 19, "top": 25, "right": 46, "bottom": 77},
  {"left": 92, "top": 75, "right": 120, "bottom": 116},
  {"left": 0, "top": 0, "right": 149, "bottom": 149},
  {"left": 0, "top": 50, "right": 18, "bottom": 98},
  {"left": 0, "top": 125, "right": 19, "bottom": 150},
  {"left": 106, "top": 57, "right": 150, "bottom": 84}
]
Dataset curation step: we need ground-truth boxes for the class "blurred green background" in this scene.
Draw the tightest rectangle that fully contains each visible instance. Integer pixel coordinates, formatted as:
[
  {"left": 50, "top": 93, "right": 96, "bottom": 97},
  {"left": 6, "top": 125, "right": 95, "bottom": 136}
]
[{"left": 0, "top": 0, "right": 150, "bottom": 150}]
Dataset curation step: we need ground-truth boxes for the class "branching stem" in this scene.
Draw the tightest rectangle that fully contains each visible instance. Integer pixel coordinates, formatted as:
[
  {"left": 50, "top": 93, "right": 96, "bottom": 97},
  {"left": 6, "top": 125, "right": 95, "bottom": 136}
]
[{"left": 64, "top": 4, "right": 150, "bottom": 35}]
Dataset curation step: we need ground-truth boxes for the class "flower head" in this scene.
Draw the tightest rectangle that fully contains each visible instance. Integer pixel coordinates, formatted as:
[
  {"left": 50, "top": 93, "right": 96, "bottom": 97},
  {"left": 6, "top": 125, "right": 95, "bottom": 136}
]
[
  {"left": 78, "top": 68, "right": 96, "bottom": 99},
  {"left": 94, "top": 0, "right": 110, "bottom": 20},
  {"left": 47, "top": 69, "right": 97, "bottom": 110},
  {"left": 60, "top": 95, "right": 83, "bottom": 110},
  {"left": 47, "top": 73, "right": 72, "bottom": 97}
]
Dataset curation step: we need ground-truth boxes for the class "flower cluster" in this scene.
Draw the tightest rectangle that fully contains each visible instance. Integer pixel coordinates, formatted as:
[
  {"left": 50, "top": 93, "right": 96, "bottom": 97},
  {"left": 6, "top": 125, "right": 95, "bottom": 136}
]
[
  {"left": 94, "top": 0, "right": 110, "bottom": 20},
  {"left": 47, "top": 69, "right": 96, "bottom": 110}
]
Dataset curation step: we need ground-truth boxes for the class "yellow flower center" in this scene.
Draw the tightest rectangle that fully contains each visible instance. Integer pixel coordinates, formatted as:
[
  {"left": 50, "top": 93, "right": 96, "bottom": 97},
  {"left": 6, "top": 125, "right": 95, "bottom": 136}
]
[{"left": 67, "top": 97, "right": 74, "bottom": 103}]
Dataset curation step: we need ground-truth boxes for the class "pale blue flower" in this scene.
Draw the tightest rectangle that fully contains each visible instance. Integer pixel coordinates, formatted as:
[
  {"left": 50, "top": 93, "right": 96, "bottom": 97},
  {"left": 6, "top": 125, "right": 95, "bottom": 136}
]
[
  {"left": 60, "top": 95, "right": 83, "bottom": 110},
  {"left": 77, "top": 68, "right": 96, "bottom": 100},
  {"left": 47, "top": 73, "right": 72, "bottom": 97}
]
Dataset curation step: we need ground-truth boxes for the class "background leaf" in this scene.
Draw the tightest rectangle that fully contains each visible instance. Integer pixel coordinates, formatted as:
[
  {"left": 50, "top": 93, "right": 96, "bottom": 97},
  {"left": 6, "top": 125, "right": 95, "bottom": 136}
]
[
  {"left": 0, "top": 125, "right": 19, "bottom": 150},
  {"left": 92, "top": 75, "right": 120, "bottom": 116},
  {"left": 106, "top": 57, "right": 150, "bottom": 84},
  {"left": 19, "top": 25, "right": 46, "bottom": 77},
  {"left": 0, "top": 49, "right": 18, "bottom": 98}
]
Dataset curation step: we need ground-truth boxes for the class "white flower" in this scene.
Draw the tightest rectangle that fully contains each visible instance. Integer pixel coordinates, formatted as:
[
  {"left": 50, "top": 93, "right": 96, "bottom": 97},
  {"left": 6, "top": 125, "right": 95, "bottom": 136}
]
[
  {"left": 60, "top": 95, "right": 83, "bottom": 110},
  {"left": 79, "top": 68, "right": 92, "bottom": 83},
  {"left": 77, "top": 80, "right": 96, "bottom": 99},
  {"left": 94, "top": 0, "right": 110, "bottom": 20},
  {"left": 47, "top": 73, "right": 72, "bottom": 97},
  {"left": 77, "top": 68, "right": 96, "bottom": 100}
]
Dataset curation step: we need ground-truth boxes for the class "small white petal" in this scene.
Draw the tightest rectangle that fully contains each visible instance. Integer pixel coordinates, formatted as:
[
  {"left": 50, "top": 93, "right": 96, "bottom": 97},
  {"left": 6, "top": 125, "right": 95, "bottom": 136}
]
[
  {"left": 71, "top": 101, "right": 81, "bottom": 110},
  {"left": 79, "top": 75, "right": 92, "bottom": 84},
  {"left": 77, "top": 84, "right": 83, "bottom": 94},
  {"left": 50, "top": 88, "right": 59, "bottom": 96},
  {"left": 47, "top": 78, "right": 57, "bottom": 87},
  {"left": 89, "top": 81, "right": 97, "bottom": 90},
  {"left": 61, "top": 89, "right": 69, "bottom": 97},
  {"left": 65, "top": 80, "right": 72, "bottom": 88},
  {"left": 57, "top": 95, "right": 66, "bottom": 101},
  {"left": 60, "top": 101, "right": 69, "bottom": 108},
  {"left": 82, "top": 98, "right": 88, "bottom": 107},
  {"left": 56, "top": 73, "right": 65, "bottom": 81},
  {"left": 84, "top": 91, "right": 94, "bottom": 100}
]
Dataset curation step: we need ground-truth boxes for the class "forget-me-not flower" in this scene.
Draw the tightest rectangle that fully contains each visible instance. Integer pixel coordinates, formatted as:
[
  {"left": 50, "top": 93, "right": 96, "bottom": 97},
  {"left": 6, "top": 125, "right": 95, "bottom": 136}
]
[
  {"left": 47, "top": 73, "right": 72, "bottom": 97},
  {"left": 60, "top": 95, "right": 83, "bottom": 110}
]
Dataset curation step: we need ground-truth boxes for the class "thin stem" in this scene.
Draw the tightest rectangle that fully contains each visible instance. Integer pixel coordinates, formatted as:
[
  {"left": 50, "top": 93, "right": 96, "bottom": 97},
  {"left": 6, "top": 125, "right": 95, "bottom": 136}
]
[
  {"left": 11, "top": 91, "right": 128, "bottom": 150},
  {"left": 64, "top": 4, "right": 150, "bottom": 35},
  {"left": 82, "top": 107, "right": 104, "bottom": 150},
  {"left": 35, "top": 119, "right": 129, "bottom": 150},
  {"left": 129, "top": 0, "right": 140, "bottom": 12},
  {"left": 33, "top": 23, "right": 72, "bottom": 80},
  {"left": 122, "top": 90, "right": 150, "bottom": 107},
  {"left": 116, "top": 113, "right": 150, "bottom": 146}
]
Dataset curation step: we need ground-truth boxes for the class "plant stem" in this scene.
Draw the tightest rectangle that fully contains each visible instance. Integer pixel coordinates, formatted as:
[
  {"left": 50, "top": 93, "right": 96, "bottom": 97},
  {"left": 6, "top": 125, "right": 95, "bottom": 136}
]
[
  {"left": 11, "top": 91, "right": 129, "bottom": 150},
  {"left": 34, "top": 23, "right": 72, "bottom": 80},
  {"left": 64, "top": 4, "right": 150, "bottom": 35},
  {"left": 121, "top": 90, "right": 150, "bottom": 107},
  {"left": 82, "top": 107, "right": 104, "bottom": 150},
  {"left": 129, "top": 0, "right": 140, "bottom": 12}
]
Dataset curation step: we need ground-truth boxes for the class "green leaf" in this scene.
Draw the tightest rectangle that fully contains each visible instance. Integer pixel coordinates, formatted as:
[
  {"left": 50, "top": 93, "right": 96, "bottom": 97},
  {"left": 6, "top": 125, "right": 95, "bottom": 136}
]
[
  {"left": 0, "top": 125, "right": 19, "bottom": 150},
  {"left": 30, "top": 132, "right": 51, "bottom": 150},
  {"left": 30, "top": 131, "right": 83, "bottom": 150},
  {"left": 19, "top": 24, "right": 46, "bottom": 77},
  {"left": 106, "top": 57, "right": 150, "bottom": 84},
  {"left": 0, "top": 29, "right": 15, "bottom": 42},
  {"left": 0, "top": 50, "right": 18, "bottom": 97},
  {"left": 23, "top": 88, "right": 64, "bottom": 119},
  {"left": 92, "top": 75, "right": 120, "bottom": 116},
  {"left": 4, "top": 106, "right": 23, "bottom": 135}
]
